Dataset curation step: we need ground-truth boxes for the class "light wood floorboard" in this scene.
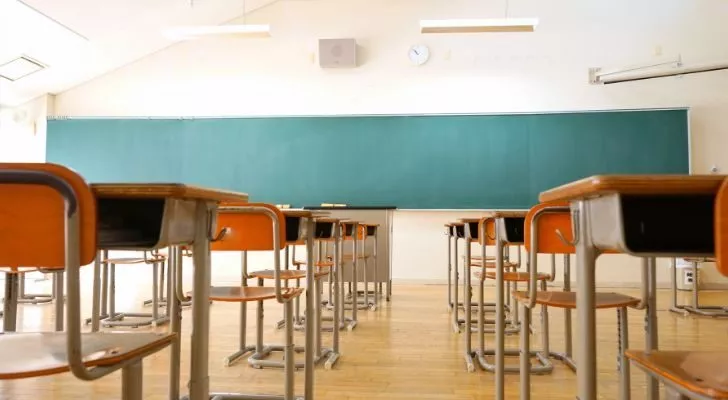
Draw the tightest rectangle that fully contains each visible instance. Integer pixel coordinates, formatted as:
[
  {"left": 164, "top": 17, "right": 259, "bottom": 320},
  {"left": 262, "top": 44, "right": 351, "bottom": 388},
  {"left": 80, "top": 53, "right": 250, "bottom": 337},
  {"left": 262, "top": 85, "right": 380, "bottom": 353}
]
[{"left": 2, "top": 282, "right": 728, "bottom": 399}]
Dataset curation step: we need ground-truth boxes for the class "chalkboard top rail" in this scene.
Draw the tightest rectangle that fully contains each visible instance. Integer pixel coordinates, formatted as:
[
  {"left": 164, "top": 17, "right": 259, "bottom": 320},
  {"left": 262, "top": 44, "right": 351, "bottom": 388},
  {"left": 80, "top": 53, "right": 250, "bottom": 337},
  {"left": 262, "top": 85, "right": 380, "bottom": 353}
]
[{"left": 303, "top": 206, "right": 397, "bottom": 210}]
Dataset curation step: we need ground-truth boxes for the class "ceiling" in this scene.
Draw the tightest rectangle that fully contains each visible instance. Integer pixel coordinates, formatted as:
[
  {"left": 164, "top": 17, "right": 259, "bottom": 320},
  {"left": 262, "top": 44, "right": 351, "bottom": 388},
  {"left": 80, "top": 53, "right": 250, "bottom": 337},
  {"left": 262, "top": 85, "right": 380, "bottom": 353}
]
[{"left": 0, "top": 0, "right": 279, "bottom": 107}]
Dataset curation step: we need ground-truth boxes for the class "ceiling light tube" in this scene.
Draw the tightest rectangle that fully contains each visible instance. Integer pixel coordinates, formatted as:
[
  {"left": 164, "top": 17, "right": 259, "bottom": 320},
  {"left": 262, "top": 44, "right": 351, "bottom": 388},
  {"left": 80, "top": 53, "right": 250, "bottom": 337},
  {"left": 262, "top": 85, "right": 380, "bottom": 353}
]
[
  {"left": 591, "top": 61, "right": 728, "bottom": 85},
  {"left": 163, "top": 24, "right": 271, "bottom": 40},
  {"left": 420, "top": 18, "right": 538, "bottom": 33}
]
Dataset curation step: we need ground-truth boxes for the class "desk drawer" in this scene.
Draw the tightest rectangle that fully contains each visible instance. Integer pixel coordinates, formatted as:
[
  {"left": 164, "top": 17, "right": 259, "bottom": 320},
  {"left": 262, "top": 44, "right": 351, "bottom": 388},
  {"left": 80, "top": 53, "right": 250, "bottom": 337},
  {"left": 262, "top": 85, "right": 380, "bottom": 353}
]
[
  {"left": 285, "top": 216, "right": 303, "bottom": 243},
  {"left": 314, "top": 221, "right": 335, "bottom": 239},
  {"left": 589, "top": 194, "right": 714, "bottom": 256},
  {"left": 98, "top": 198, "right": 196, "bottom": 249},
  {"left": 500, "top": 218, "right": 525, "bottom": 244}
]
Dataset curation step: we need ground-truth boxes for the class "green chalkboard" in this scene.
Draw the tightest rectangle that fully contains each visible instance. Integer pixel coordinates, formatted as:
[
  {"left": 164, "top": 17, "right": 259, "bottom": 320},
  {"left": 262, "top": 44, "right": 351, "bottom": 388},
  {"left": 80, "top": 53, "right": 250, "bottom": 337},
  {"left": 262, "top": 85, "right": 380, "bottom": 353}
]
[{"left": 46, "top": 109, "right": 689, "bottom": 209}]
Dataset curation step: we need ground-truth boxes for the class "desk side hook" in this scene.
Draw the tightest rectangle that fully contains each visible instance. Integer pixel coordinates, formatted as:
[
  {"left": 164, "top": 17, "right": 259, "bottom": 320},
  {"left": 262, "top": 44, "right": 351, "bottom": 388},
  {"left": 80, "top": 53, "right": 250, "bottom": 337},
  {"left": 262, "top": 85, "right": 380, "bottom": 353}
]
[
  {"left": 211, "top": 227, "right": 231, "bottom": 242},
  {"left": 555, "top": 209, "right": 580, "bottom": 247}
]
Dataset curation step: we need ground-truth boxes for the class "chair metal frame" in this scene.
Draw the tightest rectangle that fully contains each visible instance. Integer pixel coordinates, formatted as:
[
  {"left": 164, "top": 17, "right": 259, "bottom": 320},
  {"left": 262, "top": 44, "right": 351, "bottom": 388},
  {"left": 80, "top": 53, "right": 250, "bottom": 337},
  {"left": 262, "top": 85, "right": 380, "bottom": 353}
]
[
  {"left": 185, "top": 204, "right": 315, "bottom": 400},
  {"left": 0, "top": 164, "right": 174, "bottom": 400},
  {"left": 669, "top": 257, "right": 728, "bottom": 317},
  {"left": 100, "top": 251, "right": 171, "bottom": 328},
  {"left": 517, "top": 204, "right": 648, "bottom": 400},
  {"left": 467, "top": 216, "right": 550, "bottom": 382}
]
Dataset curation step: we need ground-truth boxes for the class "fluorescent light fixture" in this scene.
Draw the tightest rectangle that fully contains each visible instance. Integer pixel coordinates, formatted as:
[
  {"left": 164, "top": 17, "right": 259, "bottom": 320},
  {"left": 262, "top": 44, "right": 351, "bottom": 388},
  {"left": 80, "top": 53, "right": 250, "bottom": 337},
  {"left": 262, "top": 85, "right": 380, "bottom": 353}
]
[
  {"left": 420, "top": 18, "right": 538, "bottom": 33},
  {"left": 0, "top": 56, "right": 47, "bottom": 82},
  {"left": 590, "top": 61, "right": 728, "bottom": 85},
  {"left": 163, "top": 24, "right": 271, "bottom": 40}
]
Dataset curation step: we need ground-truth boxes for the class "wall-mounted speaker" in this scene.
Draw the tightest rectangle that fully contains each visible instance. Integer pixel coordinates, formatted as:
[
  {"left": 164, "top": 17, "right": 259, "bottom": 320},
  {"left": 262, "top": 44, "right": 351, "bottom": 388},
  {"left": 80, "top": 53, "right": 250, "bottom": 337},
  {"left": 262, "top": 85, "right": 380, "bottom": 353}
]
[{"left": 318, "top": 38, "right": 357, "bottom": 68}]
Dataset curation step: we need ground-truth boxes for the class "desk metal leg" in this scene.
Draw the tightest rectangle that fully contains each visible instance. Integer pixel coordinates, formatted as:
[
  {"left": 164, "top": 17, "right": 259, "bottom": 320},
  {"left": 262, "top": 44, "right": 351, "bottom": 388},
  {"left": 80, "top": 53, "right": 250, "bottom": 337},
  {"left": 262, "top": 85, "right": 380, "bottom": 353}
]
[
  {"left": 452, "top": 237, "right": 460, "bottom": 333},
  {"left": 645, "top": 257, "right": 659, "bottom": 400},
  {"left": 3, "top": 273, "right": 19, "bottom": 332},
  {"left": 494, "top": 219, "right": 505, "bottom": 400},
  {"left": 575, "top": 200, "right": 597, "bottom": 400},
  {"left": 304, "top": 218, "right": 315, "bottom": 399},
  {"left": 170, "top": 246, "right": 182, "bottom": 400},
  {"left": 463, "top": 235, "right": 474, "bottom": 372},
  {"left": 448, "top": 234, "right": 453, "bottom": 311},
  {"left": 189, "top": 202, "right": 212, "bottom": 400},
  {"left": 326, "top": 223, "right": 342, "bottom": 370}
]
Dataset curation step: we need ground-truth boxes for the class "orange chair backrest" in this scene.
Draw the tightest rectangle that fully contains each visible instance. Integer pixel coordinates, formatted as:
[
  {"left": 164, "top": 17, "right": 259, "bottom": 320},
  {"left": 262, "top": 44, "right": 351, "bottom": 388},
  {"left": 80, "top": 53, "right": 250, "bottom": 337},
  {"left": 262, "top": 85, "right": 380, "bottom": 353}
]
[
  {"left": 212, "top": 203, "right": 286, "bottom": 251},
  {"left": 477, "top": 218, "right": 496, "bottom": 245},
  {"left": 342, "top": 223, "right": 367, "bottom": 240},
  {"left": 715, "top": 178, "right": 728, "bottom": 276},
  {"left": 0, "top": 163, "right": 97, "bottom": 269},
  {"left": 524, "top": 201, "right": 573, "bottom": 254}
]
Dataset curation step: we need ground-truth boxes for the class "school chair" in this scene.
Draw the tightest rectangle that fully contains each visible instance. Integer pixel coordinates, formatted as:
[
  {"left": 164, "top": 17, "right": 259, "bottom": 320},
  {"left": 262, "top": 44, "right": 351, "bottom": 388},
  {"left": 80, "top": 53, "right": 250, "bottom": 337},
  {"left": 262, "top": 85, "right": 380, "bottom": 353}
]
[
  {"left": 341, "top": 221, "right": 376, "bottom": 312},
  {"left": 204, "top": 203, "right": 311, "bottom": 400},
  {"left": 143, "top": 247, "right": 192, "bottom": 309},
  {"left": 100, "top": 249, "right": 170, "bottom": 328},
  {"left": 16, "top": 271, "right": 56, "bottom": 305},
  {"left": 669, "top": 256, "right": 728, "bottom": 317},
  {"left": 515, "top": 201, "right": 643, "bottom": 400},
  {"left": 0, "top": 162, "right": 175, "bottom": 400},
  {"left": 453, "top": 218, "right": 516, "bottom": 337},
  {"left": 468, "top": 213, "right": 546, "bottom": 377},
  {"left": 247, "top": 211, "right": 333, "bottom": 370}
]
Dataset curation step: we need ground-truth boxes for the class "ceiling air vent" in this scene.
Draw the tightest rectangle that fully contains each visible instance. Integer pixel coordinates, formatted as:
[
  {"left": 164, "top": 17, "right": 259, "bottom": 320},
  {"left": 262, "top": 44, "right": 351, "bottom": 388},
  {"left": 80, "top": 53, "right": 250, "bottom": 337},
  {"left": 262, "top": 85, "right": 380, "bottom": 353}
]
[{"left": 0, "top": 55, "right": 47, "bottom": 82}]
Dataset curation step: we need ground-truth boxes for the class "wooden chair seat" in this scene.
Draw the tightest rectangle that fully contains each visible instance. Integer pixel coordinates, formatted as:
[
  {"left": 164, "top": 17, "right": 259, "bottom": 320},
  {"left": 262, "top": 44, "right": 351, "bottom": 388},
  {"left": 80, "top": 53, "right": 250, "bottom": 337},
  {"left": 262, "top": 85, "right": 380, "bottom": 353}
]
[
  {"left": 475, "top": 271, "right": 550, "bottom": 282},
  {"left": 205, "top": 286, "right": 304, "bottom": 302},
  {"left": 102, "top": 256, "right": 166, "bottom": 265},
  {"left": 470, "top": 260, "right": 519, "bottom": 269},
  {"left": 250, "top": 269, "right": 330, "bottom": 280},
  {"left": 625, "top": 350, "right": 728, "bottom": 399},
  {"left": 0, "top": 332, "right": 175, "bottom": 380},
  {"left": 292, "top": 260, "right": 335, "bottom": 267},
  {"left": 512, "top": 291, "right": 640, "bottom": 309}
]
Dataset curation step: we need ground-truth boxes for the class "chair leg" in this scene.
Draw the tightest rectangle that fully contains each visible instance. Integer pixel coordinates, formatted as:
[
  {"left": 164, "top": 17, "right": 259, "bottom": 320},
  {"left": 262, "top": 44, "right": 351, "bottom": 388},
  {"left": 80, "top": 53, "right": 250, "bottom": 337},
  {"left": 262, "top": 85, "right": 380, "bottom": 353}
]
[
  {"left": 284, "top": 300, "right": 295, "bottom": 400},
  {"left": 520, "top": 302, "right": 531, "bottom": 400},
  {"left": 54, "top": 271, "right": 64, "bottom": 331},
  {"left": 618, "top": 307, "right": 631, "bottom": 400},
  {"left": 121, "top": 361, "right": 143, "bottom": 400}
]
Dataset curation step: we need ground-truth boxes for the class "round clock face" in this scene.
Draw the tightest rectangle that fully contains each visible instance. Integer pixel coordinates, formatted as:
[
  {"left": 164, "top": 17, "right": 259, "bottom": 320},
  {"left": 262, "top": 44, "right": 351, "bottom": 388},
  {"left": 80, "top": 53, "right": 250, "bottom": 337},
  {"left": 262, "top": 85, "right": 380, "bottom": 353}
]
[{"left": 408, "top": 45, "right": 430, "bottom": 66}]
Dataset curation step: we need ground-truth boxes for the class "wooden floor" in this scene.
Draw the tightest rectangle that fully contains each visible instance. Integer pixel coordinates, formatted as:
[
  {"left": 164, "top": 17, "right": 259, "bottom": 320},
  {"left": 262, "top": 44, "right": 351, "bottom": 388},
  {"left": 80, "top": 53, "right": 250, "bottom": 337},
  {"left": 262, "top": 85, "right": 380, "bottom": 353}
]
[{"left": 3, "top": 283, "right": 728, "bottom": 400}]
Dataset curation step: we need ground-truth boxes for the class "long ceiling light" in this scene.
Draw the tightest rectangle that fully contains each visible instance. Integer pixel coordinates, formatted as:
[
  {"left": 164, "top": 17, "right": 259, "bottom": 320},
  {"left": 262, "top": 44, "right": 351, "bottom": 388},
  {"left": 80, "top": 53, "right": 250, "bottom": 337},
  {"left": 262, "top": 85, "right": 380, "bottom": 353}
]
[
  {"left": 163, "top": 24, "right": 270, "bottom": 40},
  {"left": 163, "top": 0, "right": 270, "bottom": 41},
  {"left": 420, "top": 0, "right": 538, "bottom": 34},
  {"left": 421, "top": 18, "right": 537, "bottom": 33}
]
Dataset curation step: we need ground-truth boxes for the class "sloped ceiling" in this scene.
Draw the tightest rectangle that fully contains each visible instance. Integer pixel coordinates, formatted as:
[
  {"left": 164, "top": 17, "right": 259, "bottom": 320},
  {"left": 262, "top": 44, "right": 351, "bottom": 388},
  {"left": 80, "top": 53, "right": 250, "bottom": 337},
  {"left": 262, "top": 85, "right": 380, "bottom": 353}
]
[{"left": 0, "top": 0, "right": 279, "bottom": 106}]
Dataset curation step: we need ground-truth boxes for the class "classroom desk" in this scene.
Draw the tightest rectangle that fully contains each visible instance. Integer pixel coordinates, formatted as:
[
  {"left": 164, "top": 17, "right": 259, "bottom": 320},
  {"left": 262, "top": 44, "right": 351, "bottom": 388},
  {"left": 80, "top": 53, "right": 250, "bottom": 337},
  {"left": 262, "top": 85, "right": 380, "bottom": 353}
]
[
  {"left": 92, "top": 183, "right": 249, "bottom": 400},
  {"left": 303, "top": 206, "right": 395, "bottom": 301},
  {"left": 282, "top": 210, "right": 340, "bottom": 371},
  {"left": 539, "top": 175, "right": 725, "bottom": 400}
]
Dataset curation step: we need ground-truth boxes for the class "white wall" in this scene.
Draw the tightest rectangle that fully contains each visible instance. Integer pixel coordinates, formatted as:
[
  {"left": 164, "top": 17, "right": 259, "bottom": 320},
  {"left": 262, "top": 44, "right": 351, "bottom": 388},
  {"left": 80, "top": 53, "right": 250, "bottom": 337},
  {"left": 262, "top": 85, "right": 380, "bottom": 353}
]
[
  {"left": 50, "top": 0, "right": 728, "bottom": 287},
  {"left": 0, "top": 94, "right": 52, "bottom": 162}
]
